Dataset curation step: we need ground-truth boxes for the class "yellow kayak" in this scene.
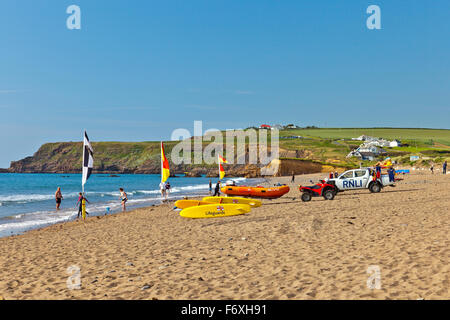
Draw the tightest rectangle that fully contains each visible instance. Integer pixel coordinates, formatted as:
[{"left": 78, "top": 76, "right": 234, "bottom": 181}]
[
  {"left": 202, "top": 196, "right": 262, "bottom": 208},
  {"left": 174, "top": 199, "right": 213, "bottom": 209},
  {"left": 180, "top": 203, "right": 251, "bottom": 219}
]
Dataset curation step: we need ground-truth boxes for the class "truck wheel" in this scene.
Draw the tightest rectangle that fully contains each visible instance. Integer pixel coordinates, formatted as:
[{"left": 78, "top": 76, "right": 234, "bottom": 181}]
[
  {"left": 369, "top": 182, "right": 381, "bottom": 193},
  {"left": 301, "top": 193, "right": 312, "bottom": 202},
  {"left": 323, "top": 189, "right": 335, "bottom": 200}
]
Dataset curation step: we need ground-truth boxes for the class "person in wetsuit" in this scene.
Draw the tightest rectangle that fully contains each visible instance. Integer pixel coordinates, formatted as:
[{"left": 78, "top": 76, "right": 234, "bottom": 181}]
[
  {"left": 213, "top": 181, "right": 221, "bottom": 196},
  {"left": 76, "top": 192, "right": 90, "bottom": 219}
]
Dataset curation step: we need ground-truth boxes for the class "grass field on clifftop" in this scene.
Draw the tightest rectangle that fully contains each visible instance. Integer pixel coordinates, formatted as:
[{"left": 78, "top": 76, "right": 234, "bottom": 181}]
[
  {"left": 277, "top": 128, "right": 450, "bottom": 166},
  {"left": 280, "top": 128, "right": 450, "bottom": 146}
]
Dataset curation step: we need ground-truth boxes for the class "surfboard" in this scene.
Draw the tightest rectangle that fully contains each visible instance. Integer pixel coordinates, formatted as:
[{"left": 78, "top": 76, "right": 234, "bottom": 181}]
[
  {"left": 180, "top": 203, "right": 251, "bottom": 219},
  {"left": 82, "top": 198, "right": 86, "bottom": 220},
  {"left": 202, "top": 196, "right": 262, "bottom": 208},
  {"left": 174, "top": 199, "right": 213, "bottom": 209}
]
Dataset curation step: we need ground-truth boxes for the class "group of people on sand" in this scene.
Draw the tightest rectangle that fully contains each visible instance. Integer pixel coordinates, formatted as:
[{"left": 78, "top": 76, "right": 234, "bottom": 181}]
[
  {"left": 159, "top": 181, "right": 171, "bottom": 201},
  {"left": 430, "top": 161, "right": 447, "bottom": 175},
  {"left": 54, "top": 187, "right": 129, "bottom": 219}
]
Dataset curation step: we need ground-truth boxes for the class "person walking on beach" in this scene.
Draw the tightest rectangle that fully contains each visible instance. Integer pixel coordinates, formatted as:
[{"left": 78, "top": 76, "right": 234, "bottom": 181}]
[
  {"left": 213, "top": 181, "right": 221, "bottom": 196},
  {"left": 430, "top": 164, "right": 434, "bottom": 174},
  {"left": 443, "top": 161, "right": 447, "bottom": 175},
  {"left": 165, "top": 181, "right": 171, "bottom": 199},
  {"left": 209, "top": 180, "right": 212, "bottom": 195},
  {"left": 55, "top": 187, "right": 63, "bottom": 210},
  {"left": 291, "top": 172, "right": 295, "bottom": 183},
  {"left": 76, "top": 193, "right": 90, "bottom": 219},
  {"left": 119, "top": 188, "right": 128, "bottom": 212},
  {"left": 159, "top": 181, "right": 166, "bottom": 201}
]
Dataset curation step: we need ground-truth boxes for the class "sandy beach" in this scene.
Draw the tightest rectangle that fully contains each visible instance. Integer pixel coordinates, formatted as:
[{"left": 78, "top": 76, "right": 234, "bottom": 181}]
[{"left": 0, "top": 170, "right": 449, "bottom": 300}]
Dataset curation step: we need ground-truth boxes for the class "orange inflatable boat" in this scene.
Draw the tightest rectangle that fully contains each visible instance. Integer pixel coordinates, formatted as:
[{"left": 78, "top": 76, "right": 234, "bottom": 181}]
[{"left": 221, "top": 185, "right": 290, "bottom": 199}]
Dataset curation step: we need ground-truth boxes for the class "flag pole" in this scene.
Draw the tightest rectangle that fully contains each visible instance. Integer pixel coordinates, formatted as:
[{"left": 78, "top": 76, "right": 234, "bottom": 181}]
[
  {"left": 161, "top": 141, "right": 163, "bottom": 183},
  {"left": 82, "top": 130, "right": 85, "bottom": 194}
]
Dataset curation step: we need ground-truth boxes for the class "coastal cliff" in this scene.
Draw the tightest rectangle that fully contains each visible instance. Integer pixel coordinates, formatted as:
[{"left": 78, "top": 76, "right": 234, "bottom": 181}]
[{"left": 7, "top": 141, "right": 266, "bottom": 177}]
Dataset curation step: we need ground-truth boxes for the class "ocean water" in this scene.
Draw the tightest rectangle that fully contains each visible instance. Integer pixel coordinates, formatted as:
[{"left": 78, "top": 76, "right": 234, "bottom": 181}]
[{"left": 0, "top": 173, "right": 259, "bottom": 238}]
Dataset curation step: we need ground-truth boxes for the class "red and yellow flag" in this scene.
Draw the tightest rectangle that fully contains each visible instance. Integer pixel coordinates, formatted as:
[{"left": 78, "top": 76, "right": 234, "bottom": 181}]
[
  {"left": 161, "top": 142, "right": 170, "bottom": 182},
  {"left": 218, "top": 155, "right": 227, "bottom": 180}
]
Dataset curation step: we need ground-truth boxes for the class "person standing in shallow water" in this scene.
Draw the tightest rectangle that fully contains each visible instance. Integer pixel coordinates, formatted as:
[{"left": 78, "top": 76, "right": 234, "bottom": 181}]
[
  {"left": 119, "top": 188, "right": 128, "bottom": 212},
  {"left": 55, "top": 187, "right": 63, "bottom": 210}
]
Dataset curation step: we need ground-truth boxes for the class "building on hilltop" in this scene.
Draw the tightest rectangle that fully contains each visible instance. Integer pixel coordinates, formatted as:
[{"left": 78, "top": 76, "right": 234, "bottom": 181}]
[{"left": 347, "top": 143, "right": 387, "bottom": 161}]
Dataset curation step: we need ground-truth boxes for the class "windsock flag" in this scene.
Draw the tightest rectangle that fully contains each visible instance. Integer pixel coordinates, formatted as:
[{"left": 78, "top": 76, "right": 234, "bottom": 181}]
[
  {"left": 383, "top": 157, "right": 393, "bottom": 167},
  {"left": 161, "top": 142, "right": 170, "bottom": 183},
  {"left": 82, "top": 131, "right": 94, "bottom": 190},
  {"left": 218, "top": 155, "right": 227, "bottom": 180}
]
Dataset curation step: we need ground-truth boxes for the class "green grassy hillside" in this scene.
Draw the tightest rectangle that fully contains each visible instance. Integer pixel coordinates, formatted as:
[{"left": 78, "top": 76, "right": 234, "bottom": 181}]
[
  {"left": 278, "top": 127, "right": 450, "bottom": 167},
  {"left": 7, "top": 128, "right": 450, "bottom": 173}
]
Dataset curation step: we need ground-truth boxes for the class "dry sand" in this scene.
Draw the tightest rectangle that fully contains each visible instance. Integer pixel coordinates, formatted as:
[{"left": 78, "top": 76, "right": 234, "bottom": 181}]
[{"left": 0, "top": 171, "right": 449, "bottom": 300}]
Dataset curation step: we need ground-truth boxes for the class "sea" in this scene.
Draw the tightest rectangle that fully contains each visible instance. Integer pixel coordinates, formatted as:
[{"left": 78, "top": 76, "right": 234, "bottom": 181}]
[{"left": 0, "top": 173, "right": 262, "bottom": 238}]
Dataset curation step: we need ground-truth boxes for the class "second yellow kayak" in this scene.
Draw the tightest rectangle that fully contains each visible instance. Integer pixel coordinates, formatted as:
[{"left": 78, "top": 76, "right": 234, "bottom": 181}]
[
  {"left": 174, "top": 199, "right": 213, "bottom": 209},
  {"left": 202, "top": 196, "right": 262, "bottom": 208}
]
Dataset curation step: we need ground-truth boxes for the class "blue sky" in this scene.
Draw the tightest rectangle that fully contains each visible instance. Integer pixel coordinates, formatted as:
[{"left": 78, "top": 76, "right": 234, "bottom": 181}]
[{"left": 0, "top": 0, "right": 449, "bottom": 167}]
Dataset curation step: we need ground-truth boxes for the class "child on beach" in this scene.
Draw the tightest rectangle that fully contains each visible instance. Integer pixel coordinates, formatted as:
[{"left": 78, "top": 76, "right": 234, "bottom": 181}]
[
  {"left": 55, "top": 187, "right": 63, "bottom": 210},
  {"left": 119, "top": 188, "right": 128, "bottom": 212},
  {"left": 76, "top": 193, "right": 90, "bottom": 219}
]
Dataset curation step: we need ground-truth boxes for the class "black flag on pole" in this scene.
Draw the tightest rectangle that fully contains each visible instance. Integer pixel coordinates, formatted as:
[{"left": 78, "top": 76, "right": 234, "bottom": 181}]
[{"left": 82, "top": 131, "right": 94, "bottom": 190}]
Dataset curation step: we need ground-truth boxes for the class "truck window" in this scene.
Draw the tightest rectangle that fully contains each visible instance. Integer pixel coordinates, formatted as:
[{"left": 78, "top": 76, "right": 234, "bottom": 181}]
[
  {"left": 341, "top": 171, "right": 354, "bottom": 179},
  {"left": 355, "top": 170, "right": 366, "bottom": 177}
]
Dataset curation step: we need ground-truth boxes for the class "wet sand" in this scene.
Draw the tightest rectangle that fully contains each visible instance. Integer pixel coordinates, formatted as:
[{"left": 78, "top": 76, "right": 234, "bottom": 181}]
[{"left": 0, "top": 171, "right": 449, "bottom": 299}]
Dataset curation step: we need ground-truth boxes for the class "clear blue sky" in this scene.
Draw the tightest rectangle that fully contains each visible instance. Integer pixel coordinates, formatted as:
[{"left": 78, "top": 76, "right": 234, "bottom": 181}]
[{"left": 0, "top": 0, "right": 449, "bottom": 167}]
